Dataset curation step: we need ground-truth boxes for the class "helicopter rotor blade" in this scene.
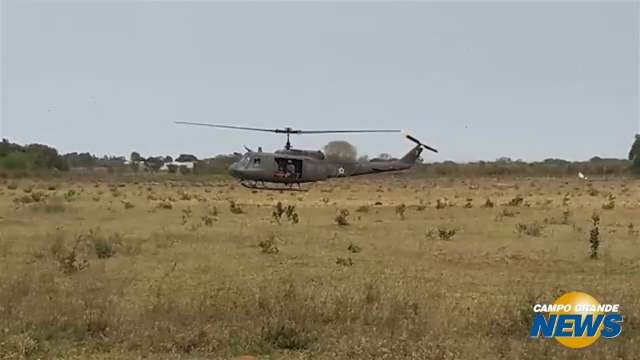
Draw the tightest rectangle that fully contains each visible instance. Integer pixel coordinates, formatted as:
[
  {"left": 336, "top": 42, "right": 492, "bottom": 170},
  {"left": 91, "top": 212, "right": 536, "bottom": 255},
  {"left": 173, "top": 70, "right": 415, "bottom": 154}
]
[
  {"left": 175, "top": 122, "right": 279, "bottom": 133},
  {"left": 297, "top": 129, "right": 401, "bottom": 134},
  {"left": 175, "top": 122, "right": 401, "bottom": 135},
  {"left": 405, "top": 134, "right": 422, "bottom": 145},
  {"left": 405, "top": 134, "right": 438, "bottom": 153}
]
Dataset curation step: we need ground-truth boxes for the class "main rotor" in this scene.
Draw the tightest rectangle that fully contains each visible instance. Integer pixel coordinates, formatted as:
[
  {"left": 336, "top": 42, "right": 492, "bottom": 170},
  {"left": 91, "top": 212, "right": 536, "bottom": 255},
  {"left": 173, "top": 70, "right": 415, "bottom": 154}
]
[{"left": 175, "top": 122, "right": 401, "bottom": 150}]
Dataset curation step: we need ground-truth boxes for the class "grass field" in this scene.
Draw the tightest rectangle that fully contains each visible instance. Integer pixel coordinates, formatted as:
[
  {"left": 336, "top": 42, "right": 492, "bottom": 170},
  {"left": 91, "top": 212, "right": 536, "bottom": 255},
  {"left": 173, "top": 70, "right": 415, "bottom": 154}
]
[{"left": 0, "top": 175, "right": 638, "bottom": 359}]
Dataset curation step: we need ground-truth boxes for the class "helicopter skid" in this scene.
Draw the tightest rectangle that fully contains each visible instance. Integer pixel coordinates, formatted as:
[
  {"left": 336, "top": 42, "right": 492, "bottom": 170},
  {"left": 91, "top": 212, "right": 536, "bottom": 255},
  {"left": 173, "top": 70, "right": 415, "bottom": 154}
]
[{"left": 240, "top": 181, "right": 308, "bottom": 192}]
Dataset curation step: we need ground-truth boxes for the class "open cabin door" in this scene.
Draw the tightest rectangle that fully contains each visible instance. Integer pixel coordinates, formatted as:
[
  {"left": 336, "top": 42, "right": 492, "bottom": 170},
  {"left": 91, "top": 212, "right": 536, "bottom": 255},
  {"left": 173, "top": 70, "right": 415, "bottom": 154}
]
[{"left": 274, "top": 157, "right": 303, "bottom": 179}]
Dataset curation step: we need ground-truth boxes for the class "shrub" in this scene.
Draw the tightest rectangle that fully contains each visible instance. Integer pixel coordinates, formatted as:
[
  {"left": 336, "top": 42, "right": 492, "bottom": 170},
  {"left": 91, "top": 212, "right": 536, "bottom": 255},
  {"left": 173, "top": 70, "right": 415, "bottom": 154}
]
[
  {"left": 229, "top": 200, "right": 244, "bottom": 214},
  {"left": 64, "top": 189, "right": 78, "bottom": 202},
  {"left": 481, "top": 198, "right": 495, "bottom": 208},
  {"left": 285, "top": 205, "right": 299, "bottom": 224},
  {"left": 499, "top": 209, "right": 519, "bottom": 218},
  {"left": 589, "top": 213, "right": 600, "bottom": 259},
  {"left": 515, "top": 222, "right": 544, "bottom": 237},
  {"left": 260, "top": 321, "right": 314, "bottom": 350},
  {"left": 336, "top": 256, "right": 353, "bottom": 266},
  {"left": 355, "top": 205, "right": 370, "bottom": 213},
  {"left": 258, "top": 235, "right": 279, "bottom": 254},
  {"left": 207, "top": 205, "right": 218, "bottom": 217},
  {"left": 272, "top": 202, "right": 286, "bottom": 223},
  {"left": 51, "top": 235, "right": 89, "bottom": 275},
  {"left": 157, "top": 201, "right": 173, "bottom": 210},
  {"left": 602, "top": 194, "right": 615, "bottom": 210},
  {"left": 0, "top": 152, "right": 32, "bottom": 170},
  {"left": 334, "top": 209, "right": 350, "bottom": 226},
  {"left": 438, "top": 227, "right": 457, "bottom": 241},
  {"left": 507, "top": 195, "right": 524, "bottom": 207},
  {"left": 347, "top": 243, "right": 362, "bottom": 253},
  {"left": 43, "top": 197, "right": 66, "bottom": 213},
  {"left": 436, "top": 198, "right": 449, "bottom": 209},
  {"left": 201, "top": 215, "right": 215, "bottom": 226},
  {"left": 93, "top": 237, "right": 114, "bottom": 259},
  {"left": 395, "top": 203, "right": 407, "bottom": 220},
  {"left": 30, "top": 191, "right": 45, "bottom": 202},
  {"left": 13, "top": 195, "right": 35, "bottom": 204}
]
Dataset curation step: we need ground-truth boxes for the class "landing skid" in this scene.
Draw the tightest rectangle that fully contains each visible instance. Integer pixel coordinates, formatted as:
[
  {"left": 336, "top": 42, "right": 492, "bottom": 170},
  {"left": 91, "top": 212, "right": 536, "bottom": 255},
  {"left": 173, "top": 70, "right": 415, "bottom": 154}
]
[{"left": 240, "top": 181, "right": 308, "bottom": 192}]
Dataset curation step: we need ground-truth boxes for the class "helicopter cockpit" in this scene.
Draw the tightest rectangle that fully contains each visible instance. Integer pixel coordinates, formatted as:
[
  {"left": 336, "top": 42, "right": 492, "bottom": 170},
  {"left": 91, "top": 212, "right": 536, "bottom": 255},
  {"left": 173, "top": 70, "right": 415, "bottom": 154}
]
[
  {"left": 238, "top": 153, "right": 251, "bottom": 168},
  {"left": 237, "top": 153, "right": 263, "bottom": 168}
]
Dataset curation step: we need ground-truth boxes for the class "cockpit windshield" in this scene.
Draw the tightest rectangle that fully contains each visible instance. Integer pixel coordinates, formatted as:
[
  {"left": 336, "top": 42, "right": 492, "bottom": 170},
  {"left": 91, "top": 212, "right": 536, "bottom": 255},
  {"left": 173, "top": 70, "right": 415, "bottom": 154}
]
[{"left": 239, "top": 153, "right": 251, "bottom": 168}]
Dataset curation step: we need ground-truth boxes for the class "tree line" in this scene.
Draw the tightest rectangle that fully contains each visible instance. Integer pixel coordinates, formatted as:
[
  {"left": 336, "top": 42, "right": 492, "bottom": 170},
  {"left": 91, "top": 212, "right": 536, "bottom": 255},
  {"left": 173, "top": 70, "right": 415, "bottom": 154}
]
[{"left": 2, "top": 136, "right": 640, "bottom": 177}]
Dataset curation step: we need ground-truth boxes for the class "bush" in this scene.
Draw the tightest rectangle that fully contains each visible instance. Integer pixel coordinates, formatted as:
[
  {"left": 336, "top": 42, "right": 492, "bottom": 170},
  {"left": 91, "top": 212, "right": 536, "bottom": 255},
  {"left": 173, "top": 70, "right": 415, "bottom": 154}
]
[
  {"left": 515, "top": 222, "right": 544, "bottom": 237},
  {"left": 602, "top": 194, "right": 615, "bottom": 210},
  {"left": 229, "top": 200, "right": 244, "bottom": 214},
  {"left": 258, "top": 235, "right": 279, "bottom": 254},
  {"left": 347, "top": 243, "right": 362, "bottom": 253},
  {"left": 334, "top": 209, "right": 350, "bottom": 226},
  {"left": 51, "top": 235, "right": 89, "bottom": 275},
  {"left": 336, "top": 256, "right": 354, "bottom": 266},
  {"left": 395, "top": 203, "right": 407, "bottom": 220},
  {"left": 94, "top": 238, "right": 114, "bottom": 259},
  {"left": 0, "top": 152, "right": 32, "bottom": 171},
  {"left": 438, "top": 227, "right": 457, "bottom": 241},
  {"left": 157, "top": 201, "right": 173, "bottom": 210},
  {"left": 272, "top": 202, "right": 286, "bottom": 223},
  {"left": 44, "top": 197, "right": 67, "bottom": 213},
  {"left": 260, "top": 321, "right": 314, "bottom": 350},
  {"left": 590, "top": 213, "right": 600, "bottom": 259}
]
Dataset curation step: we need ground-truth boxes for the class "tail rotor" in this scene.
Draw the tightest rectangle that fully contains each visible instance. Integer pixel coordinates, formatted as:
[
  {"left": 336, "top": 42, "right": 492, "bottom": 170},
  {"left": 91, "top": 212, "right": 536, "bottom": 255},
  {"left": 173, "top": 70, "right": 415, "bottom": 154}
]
[{"left": 405, "top": 134, "right": 438, "bottom": 153}]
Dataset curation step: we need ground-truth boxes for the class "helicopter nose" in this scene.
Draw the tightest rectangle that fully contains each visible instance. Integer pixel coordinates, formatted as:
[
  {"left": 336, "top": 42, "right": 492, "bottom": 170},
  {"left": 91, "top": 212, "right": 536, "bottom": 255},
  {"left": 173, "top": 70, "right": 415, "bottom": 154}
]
[{"left": 228, "top": 162, "right": 242, "bottom": 179}]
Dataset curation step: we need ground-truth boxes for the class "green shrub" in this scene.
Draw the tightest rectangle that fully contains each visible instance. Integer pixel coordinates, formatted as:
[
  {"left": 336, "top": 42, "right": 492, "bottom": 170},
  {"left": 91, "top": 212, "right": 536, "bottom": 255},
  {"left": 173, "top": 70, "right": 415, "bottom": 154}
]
[
  {"left": 0, "top": 152, "right": 32, "bottom": 171},
  {"left": 334, "top": 209, "right": 350, "bottom": 226},
  {"left": 94, "top": 238, "right": 114, "bottom": 259}
]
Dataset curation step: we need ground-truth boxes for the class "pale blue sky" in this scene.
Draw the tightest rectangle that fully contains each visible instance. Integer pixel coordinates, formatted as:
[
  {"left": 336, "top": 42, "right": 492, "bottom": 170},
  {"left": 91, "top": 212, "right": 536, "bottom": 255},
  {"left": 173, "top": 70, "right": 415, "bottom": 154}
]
[{"left": 1, "top": 1, "right": 638, "bottom": 161}]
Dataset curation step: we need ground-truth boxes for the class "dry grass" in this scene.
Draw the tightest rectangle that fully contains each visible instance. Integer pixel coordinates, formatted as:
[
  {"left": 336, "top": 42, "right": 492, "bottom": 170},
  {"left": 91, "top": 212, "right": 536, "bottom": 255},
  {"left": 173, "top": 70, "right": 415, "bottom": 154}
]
[{"left": 0, "top": 176, "right": 638, "bottom": 359}]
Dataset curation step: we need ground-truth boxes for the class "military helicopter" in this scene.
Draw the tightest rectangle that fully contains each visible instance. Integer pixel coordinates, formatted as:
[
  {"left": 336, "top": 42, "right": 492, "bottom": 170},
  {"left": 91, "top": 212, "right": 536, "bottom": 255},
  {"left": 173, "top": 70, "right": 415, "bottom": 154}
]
[{"left": 175, "top": 122, "right": 438, "bottom": 191}]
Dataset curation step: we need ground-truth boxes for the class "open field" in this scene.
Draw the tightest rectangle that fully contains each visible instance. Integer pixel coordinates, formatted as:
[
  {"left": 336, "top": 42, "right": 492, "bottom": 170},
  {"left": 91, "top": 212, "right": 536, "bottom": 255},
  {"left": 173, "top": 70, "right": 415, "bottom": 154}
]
[{"left": 0, "top": 175, "right": 639, "bottom": 359}]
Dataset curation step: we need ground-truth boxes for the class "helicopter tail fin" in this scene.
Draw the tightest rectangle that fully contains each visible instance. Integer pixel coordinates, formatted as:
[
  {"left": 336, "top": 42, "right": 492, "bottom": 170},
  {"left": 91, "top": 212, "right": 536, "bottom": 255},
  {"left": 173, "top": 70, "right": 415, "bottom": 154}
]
[{"left": 400, "top": 145, "right": 423, "bottom": 164}]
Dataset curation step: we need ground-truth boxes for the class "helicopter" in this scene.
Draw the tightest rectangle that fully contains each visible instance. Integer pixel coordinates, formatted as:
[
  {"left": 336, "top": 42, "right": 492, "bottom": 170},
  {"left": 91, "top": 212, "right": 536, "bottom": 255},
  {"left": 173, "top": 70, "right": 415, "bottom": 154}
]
[{"left": 175, "top": 122, "right": 438, "bottom": 191}]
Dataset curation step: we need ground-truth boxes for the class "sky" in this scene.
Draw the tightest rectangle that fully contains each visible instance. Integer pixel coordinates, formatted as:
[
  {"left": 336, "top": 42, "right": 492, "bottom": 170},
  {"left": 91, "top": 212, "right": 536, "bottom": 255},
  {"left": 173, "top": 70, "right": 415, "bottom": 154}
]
[{"left": 1, "top": 1, "right": 638, "bottom": 162}]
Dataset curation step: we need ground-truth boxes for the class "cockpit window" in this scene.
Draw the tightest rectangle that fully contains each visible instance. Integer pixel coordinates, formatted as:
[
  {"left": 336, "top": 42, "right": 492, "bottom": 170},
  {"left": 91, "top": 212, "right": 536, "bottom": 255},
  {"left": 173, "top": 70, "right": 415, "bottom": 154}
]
[
  {"left": 252, "top": 158, "right": 261, "bottom": 167},
  {"left": 239, "top": 154, "right": 251, "bottom": 167}
]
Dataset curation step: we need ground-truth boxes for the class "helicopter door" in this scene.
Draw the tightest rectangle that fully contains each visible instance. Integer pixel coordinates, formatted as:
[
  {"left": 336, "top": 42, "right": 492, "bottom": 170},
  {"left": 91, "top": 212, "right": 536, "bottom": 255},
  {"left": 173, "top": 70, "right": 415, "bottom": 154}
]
[{"left": 275, "top": 158, "right": 303, "bottom": 179}]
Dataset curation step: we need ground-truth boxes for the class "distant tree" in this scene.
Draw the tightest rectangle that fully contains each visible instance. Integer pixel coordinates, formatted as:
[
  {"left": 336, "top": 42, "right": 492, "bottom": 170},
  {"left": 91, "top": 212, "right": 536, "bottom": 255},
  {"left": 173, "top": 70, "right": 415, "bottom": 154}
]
[
  {"left": 0, "top": 139, "right": 23, "bottom": 157},
  {"left": 130, "top": 152, "right": 144, "bottom": 163},
  {"left": 164, "top": 155, "right": 173, "bottom": 163},
  {"left": 378, "top": 153, "right": 392, "bottom": 160},
  {"left": 0, "top": 151, "right": 32, "bottom": 170},
  {"left": 629, "top": 135, "right": 640, "bottom": 173},
  {"left": 324, "top": 141, "right": 357, "bottom": 162},
  {"left": 24, "top": 144, "right": 67, "bottom": 170},
  {"left": 176, "top": 154, "right": 198, "bottom": 162},
  {"left": 145, "top": 156, "right": 164, "bottom": 172},
  {"left": 63, "top": 152, "right": 98, "bottom": 168},
  {"left": 357, "top": 155, "right": 369, "bottom": 163}
]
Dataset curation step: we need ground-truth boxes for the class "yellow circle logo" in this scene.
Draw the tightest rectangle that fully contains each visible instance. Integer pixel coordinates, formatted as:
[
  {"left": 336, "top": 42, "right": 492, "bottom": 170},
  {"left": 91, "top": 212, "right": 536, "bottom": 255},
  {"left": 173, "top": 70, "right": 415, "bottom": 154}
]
[{"left": 551, "top": 292, "right": 602, "bottom": 348}]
